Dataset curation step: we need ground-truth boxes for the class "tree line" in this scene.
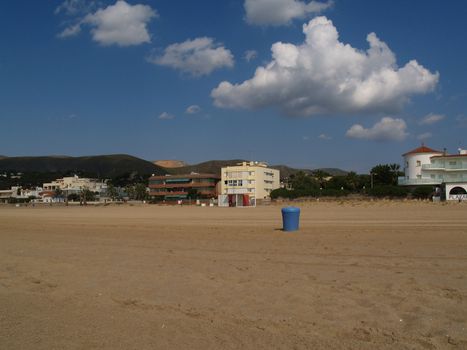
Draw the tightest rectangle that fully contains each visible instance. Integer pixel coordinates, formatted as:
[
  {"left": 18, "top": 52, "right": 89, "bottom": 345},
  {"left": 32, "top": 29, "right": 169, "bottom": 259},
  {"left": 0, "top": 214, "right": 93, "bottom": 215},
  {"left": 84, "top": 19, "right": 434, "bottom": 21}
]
[{"left": 271, "top": 164, "right": 433, "bottom": 199}]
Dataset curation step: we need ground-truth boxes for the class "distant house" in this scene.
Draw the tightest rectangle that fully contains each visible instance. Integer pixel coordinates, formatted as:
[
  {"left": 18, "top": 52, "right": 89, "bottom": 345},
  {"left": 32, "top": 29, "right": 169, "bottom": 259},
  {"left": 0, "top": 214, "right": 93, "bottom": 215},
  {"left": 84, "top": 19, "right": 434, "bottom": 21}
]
[
  {"left": 0, "top": 186, "right": 43, "bottom": 203},
  {"left": 398, "top": 144, "right": 467, "bottom": 200},
  {"left": 148, "top": 173, "right": 220, "bottom": 201},
  {"left": 0, "top": 189, "right": 14, "bottom": 202}
]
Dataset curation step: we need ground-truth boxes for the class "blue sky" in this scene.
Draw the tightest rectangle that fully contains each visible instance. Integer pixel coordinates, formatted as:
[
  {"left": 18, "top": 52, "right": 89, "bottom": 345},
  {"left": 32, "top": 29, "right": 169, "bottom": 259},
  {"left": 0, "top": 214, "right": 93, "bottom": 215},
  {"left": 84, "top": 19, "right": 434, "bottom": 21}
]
[{"left": 1, "top": 0, "right": 466, "bottom": 172}]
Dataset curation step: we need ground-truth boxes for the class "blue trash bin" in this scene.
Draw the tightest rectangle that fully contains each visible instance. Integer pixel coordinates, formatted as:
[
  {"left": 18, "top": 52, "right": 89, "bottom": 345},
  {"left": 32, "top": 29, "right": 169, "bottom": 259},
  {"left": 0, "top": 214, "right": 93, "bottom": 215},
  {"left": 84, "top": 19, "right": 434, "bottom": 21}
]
[{"left": 281, "top": 207, "right": 300, "bottom": 231}]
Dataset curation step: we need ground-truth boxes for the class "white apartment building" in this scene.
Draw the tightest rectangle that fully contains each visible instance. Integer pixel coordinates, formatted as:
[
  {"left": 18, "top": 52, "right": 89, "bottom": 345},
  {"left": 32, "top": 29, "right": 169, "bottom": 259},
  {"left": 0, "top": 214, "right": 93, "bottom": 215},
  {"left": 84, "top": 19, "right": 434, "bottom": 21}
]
[
  {"left": 220, "top": 161, "right": 280, "bottom": 205},
  {"left": 398, "top": 145, "right": 467, "bottom": 200},
  {"left": 43, "top": 175, "right": 107, "bottom": 194}
]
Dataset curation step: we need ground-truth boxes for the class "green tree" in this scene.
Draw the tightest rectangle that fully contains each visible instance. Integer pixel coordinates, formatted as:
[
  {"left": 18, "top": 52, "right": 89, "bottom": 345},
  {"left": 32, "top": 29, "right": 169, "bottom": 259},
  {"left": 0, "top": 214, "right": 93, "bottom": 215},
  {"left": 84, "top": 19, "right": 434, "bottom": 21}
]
[
  {"left": 54, "top": 188, "right": 63, "bottom": 198},
  {"left": 106, "top": 183, "right": 119, "bottom": 200},
  {"left": 345, "top": 171, "right": 359, "bottom": 191},
  {"left": 290, "top": 171, "right": 319, "bottom": 192},
  {"left": 133, "top": 183, "right": 148, "bottom": 201},
  {"left": 125, "top": 185, "right": 135, "bottom": 199},
  {"left": 370, "top": 164, "right": 398, "bottom": 186},
  {"left": 311, "top": 170, "right": 330, "bottom": 188}
]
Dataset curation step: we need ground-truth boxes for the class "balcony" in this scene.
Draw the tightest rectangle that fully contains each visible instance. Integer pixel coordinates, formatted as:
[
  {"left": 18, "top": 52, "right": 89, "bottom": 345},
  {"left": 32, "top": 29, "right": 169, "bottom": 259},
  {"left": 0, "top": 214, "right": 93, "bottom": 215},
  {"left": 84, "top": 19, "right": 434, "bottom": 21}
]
[
  {"left": 422, "top": 163, "right": 467, "bottom": 170},
  {"left": 398, "top": 177, "right": 441, "bottom": 186},
  {"left": 442, "top": 174, "right": 467, "bottom": 183}
]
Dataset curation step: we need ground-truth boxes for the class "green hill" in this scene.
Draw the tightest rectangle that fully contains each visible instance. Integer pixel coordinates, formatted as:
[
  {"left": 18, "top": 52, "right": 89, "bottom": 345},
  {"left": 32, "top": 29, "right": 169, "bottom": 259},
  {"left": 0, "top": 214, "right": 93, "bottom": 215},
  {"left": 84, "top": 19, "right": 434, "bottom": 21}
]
[{"left": 0, "top": 154, "right": 166, "bottom": 178}]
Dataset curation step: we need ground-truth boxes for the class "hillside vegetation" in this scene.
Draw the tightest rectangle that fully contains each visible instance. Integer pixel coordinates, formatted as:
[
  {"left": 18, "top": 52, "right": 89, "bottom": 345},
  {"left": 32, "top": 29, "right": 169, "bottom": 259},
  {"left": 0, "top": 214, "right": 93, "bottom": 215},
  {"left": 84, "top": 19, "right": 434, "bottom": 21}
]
[{"left": 0, "top": 154, "right": 166, "bottom": 179}]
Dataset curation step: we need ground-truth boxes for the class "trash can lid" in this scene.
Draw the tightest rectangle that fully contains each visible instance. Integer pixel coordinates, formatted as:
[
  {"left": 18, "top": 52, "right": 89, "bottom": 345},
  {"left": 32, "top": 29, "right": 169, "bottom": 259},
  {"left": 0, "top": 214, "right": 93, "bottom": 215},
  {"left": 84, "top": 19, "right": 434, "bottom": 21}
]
[{"left": 281, "top": 206, "right": 300, "bottom": 213}]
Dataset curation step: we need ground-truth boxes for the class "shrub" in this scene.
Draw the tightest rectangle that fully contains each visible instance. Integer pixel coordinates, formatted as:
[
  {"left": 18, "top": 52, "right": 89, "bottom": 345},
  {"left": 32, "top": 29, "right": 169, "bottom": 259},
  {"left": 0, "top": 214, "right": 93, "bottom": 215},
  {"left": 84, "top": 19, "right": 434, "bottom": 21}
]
[
  {"left": 412, "top": 186, "right": 433, "bottom": 199},
  {"left": 368, "top": 185, "right": 409, "bottom": 198}
]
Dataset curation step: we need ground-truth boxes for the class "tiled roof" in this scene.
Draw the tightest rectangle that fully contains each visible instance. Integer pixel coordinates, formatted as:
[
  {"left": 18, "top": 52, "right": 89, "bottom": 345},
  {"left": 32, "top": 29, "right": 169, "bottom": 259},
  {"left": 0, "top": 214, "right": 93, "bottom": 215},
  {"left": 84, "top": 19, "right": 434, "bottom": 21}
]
[{"left": 402, "top": 145, "right": 443, "bottom": 156}]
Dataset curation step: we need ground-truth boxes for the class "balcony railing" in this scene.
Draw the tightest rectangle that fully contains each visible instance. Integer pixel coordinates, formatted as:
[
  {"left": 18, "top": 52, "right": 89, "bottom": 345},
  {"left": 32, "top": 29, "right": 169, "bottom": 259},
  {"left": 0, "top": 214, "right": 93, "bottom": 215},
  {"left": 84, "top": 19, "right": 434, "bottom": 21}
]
[
  {"left": 399, "top": 174, "right": 467, "bottom": 185},
  {"left": 442, "top": 174, "right": 467, "bottom": 182},
  {"left": 422, "top": 163, "right": 467, "bottom": 170},
  {"left": 398, "top": 177, "right": 441, "bottom": 186}
]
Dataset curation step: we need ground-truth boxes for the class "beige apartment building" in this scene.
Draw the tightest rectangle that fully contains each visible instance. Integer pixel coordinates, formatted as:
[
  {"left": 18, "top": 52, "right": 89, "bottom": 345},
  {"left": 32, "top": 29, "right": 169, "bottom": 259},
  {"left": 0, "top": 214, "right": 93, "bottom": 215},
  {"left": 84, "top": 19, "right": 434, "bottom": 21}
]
[{"left": 221, "top": 162, "right": 280, "bottom": 205}]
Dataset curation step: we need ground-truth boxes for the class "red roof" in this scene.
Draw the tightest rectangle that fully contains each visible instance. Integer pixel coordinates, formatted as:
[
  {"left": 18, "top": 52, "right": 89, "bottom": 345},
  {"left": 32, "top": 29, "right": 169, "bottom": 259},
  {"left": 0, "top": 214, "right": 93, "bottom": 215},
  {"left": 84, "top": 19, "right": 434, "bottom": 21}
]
[{"left": 402, "top": 145, "right": 443, "bottom": 156}]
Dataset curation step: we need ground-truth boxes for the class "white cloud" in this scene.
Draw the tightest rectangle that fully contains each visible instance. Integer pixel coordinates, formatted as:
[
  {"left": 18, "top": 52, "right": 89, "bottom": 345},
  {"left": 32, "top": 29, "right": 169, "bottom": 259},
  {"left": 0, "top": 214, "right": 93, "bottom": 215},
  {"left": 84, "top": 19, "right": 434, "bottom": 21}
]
[
  {"left": 148, "top": 37, "right": 234, "bottom": 76},
  {"left": 55, "top": 0, "right": 98, "bottom": 16},
  {"left": 244, "top": 0, "right": 332, "bottom": 26},
  {"left": 244, "top": 50, "right": 258, "bottom": 62},
  {"left": 212, "top": 16, "right": 439, "bottom": 117},
  {"left": 318, "top": 133, "right": 332, "bottom": 140},
  {"left": 417, "top": 132, "right": 432, "bottom": 140},
  {"left": 346, "top": 117, "right": 408, "bottom": 141},
  {"left": 158, "top": 112, "right": 174, "bottom": 120},
  {"left": 59, "top": 1, "right": 157, "bottom": 46},
  {"left": 57, "top": 23, "right": 82, "bottom": 38},
  {"left": 419, "top": 113, "right": 445, "bottom": 125},
  {"left": 185, "top": 105, "right": 201, "bottom": 114}
]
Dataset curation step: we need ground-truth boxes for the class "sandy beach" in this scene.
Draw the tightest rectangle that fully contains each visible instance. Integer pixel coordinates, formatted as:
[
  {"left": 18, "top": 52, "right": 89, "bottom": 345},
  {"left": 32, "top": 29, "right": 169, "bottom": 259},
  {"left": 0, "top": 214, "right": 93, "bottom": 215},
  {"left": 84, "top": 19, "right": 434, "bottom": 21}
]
[{"left": 0, "top": 201, "right": 466, "bottom": 349}]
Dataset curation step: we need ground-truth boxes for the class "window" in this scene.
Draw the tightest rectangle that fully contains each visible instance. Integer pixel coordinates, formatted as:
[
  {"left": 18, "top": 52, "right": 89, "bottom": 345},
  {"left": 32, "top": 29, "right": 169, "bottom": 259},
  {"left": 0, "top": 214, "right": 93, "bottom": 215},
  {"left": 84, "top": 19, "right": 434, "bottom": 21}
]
[
  {"left": 449, "top": 161, "right": 457, "bottom": 166},
  {"left": 416, "top": 160, "right": 421, "bottom": 167}
]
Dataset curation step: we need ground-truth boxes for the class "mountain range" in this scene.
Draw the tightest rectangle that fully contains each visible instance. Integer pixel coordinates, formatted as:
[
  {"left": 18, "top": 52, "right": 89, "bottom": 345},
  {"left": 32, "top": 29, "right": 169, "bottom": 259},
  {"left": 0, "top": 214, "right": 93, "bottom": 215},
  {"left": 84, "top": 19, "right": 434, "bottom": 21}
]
[
  {"left": 0, "top": 155, "right": 348, "bottom": 179},
  {"left": 165, "top": 159, "right": 347, "bottom": 177}
]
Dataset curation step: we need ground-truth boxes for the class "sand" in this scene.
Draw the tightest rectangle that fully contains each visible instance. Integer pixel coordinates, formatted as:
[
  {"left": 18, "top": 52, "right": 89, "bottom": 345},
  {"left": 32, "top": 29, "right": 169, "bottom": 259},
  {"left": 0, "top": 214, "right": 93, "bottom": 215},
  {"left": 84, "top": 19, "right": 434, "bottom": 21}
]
[{"left": 0, "top": 201, "right": 466, "bottom": 349}]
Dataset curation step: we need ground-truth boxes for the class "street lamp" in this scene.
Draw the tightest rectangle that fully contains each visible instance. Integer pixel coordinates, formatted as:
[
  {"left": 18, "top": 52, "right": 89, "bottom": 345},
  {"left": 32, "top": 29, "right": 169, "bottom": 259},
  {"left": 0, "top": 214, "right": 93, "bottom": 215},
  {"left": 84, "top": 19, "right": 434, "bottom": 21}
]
[{"left": 370, "top": 172, "right": 378, "bottom": 189}]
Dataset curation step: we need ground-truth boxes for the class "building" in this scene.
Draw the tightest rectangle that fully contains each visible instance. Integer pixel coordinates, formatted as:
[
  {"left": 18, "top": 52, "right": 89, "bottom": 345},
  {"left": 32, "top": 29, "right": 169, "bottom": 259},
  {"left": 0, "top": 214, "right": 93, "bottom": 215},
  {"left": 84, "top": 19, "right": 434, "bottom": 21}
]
[
  {"left": 398, "top": 145, "right": 467, "bottom": 200},
  {"left": 148, "top": 173, "right": 220, "bottom": 201},
  {"left": 220, "top": 161, "right": 280, "bottom": 206},
  {"left": 0, "top": 186, "right": 43, "bottom": 203},
  {"left": 398, "top": 145, "right": 444, "bottom": 185},
  {"left": 43, "top": 175, "right": 107, "bottom": 195}
]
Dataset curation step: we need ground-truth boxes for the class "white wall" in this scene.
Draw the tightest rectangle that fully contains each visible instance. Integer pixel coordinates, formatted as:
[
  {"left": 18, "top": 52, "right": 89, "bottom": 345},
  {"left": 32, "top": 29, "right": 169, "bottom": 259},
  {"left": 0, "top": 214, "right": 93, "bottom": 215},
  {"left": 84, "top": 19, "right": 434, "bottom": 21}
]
[{"left": 404, "top": 152, "right": 442, "bottom": 179}]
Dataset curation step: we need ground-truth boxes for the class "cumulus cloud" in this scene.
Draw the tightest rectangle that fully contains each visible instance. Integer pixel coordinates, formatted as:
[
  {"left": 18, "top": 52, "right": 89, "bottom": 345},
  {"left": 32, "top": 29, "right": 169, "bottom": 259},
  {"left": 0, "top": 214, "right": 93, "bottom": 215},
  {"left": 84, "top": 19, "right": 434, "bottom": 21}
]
[
  {"left": 417, "top": 132, "right": 432, "bottom": 141},
  {"left": 346, "top": 117, "right": 408, "bottom": 141},
  {"left": 148, "top": 37, "right": 234, "bottom": 76},
  {"left": 212, "top": 16, "right": 439, "bottom": 117},
  {"left": 58, "top": 1, "right": 157, "bottom": 46},
  {"left": 185, "top": 105, "right": 201, "bottom": 114},
  {"left": 244, "top": 0, "right": 332, "bottom": 26},
  {"left": 158, "top": 112, "right": 174, "bottom": 120},
  {"left": 244, "top": 50, "right": 258, "bottom": 62},
  {"left": 419, "top": 113, "right": 445, "bottom": 125}
]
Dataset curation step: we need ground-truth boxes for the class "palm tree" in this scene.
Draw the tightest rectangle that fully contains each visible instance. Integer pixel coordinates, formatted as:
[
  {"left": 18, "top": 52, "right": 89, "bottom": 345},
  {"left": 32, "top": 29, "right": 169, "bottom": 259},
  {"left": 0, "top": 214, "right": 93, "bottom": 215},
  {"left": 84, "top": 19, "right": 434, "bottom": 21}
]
[{"left": 389, "top": 163, "right": 401, "bottom": 185}]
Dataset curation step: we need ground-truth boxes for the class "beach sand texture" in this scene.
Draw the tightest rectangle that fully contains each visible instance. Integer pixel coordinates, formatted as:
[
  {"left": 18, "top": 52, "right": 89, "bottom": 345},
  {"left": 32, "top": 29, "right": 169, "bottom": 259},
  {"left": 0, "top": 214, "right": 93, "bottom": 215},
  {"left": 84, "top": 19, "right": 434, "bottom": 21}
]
[{"left": 0, "top": 202, "right": 466, "bottom": 349}]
